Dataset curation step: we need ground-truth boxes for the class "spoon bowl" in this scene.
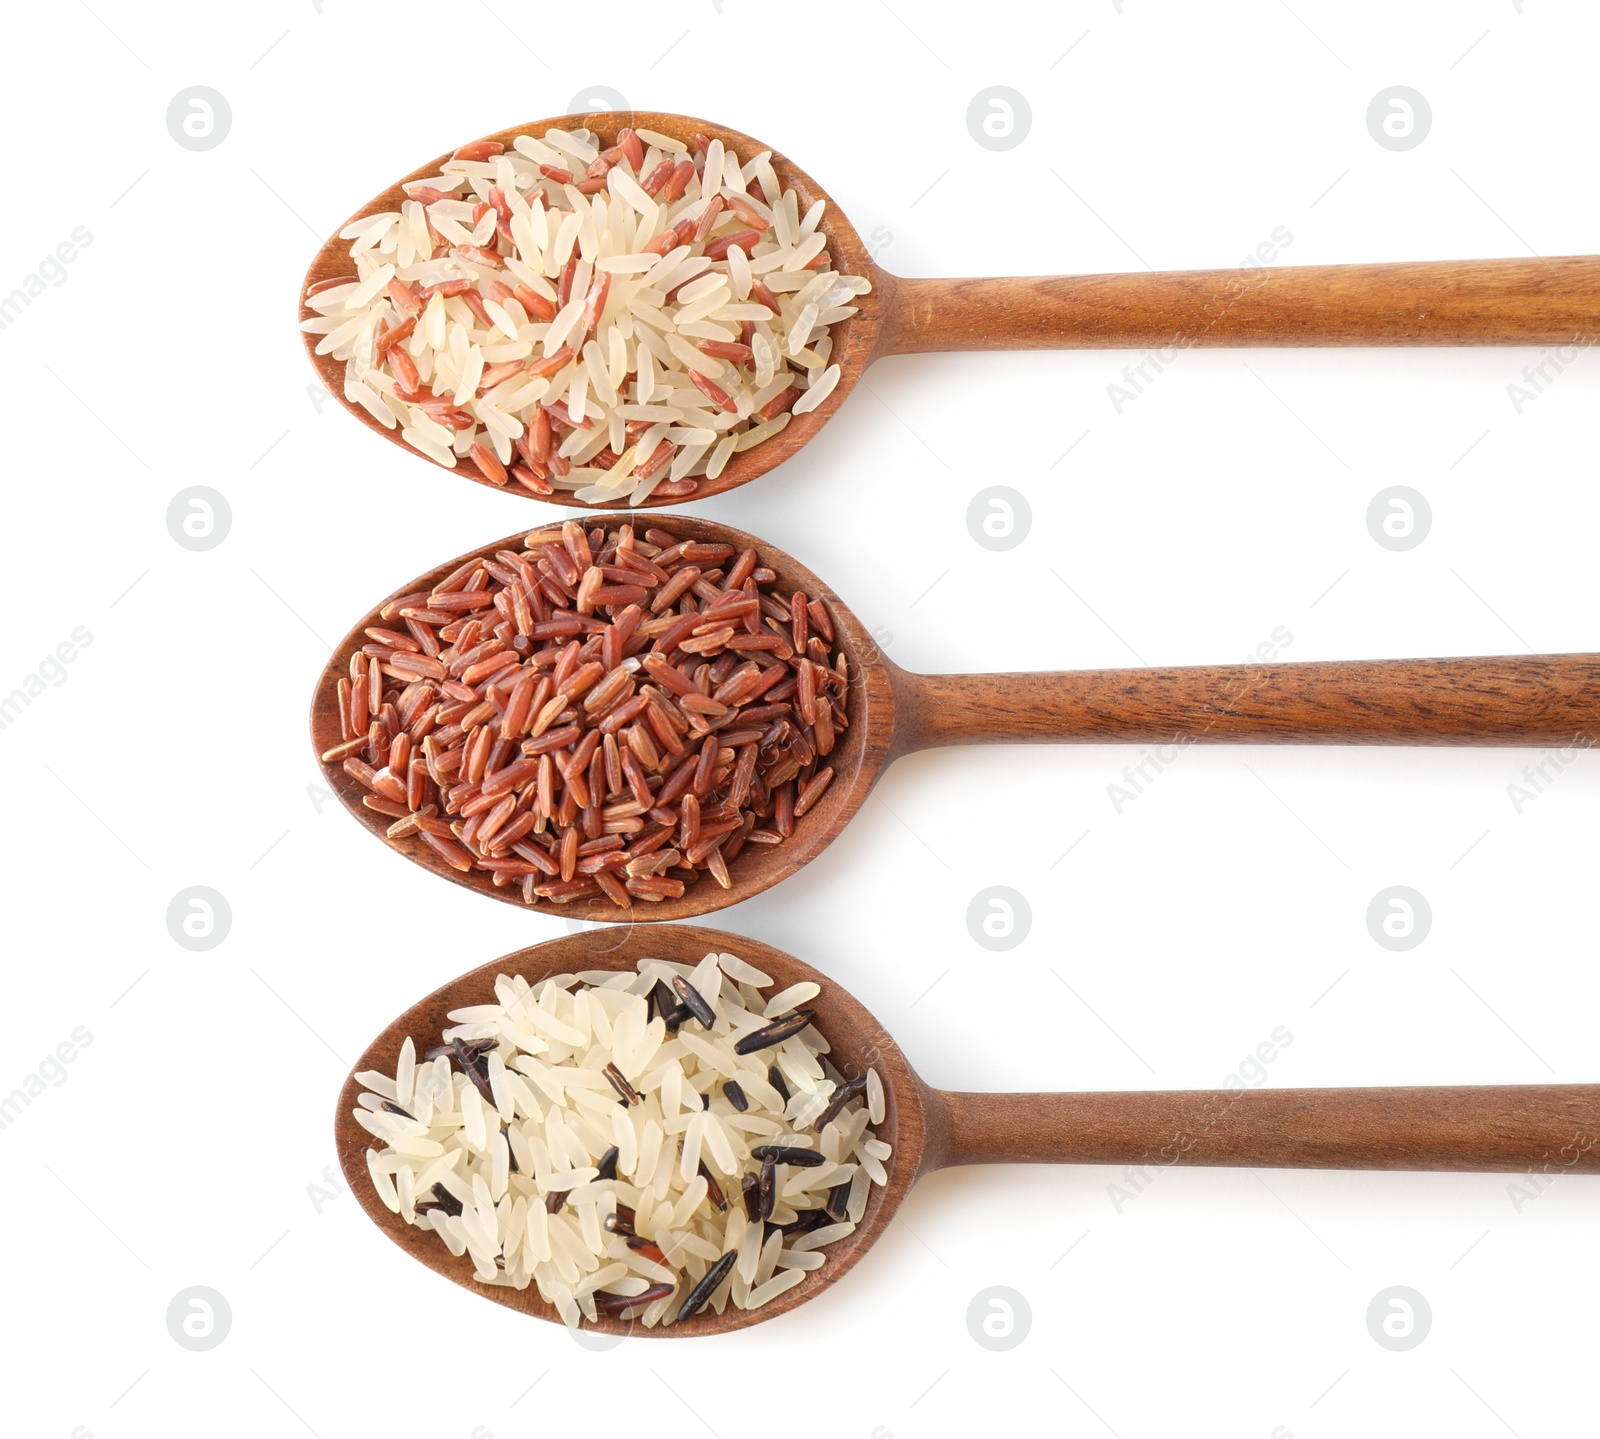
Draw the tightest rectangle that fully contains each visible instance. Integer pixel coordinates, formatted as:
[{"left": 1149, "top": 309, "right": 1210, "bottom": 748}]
[
  {"left": 300, "top": 111, "right": 1600, "bottom": 509},
  {"left": 299, "top": 112, "right": 885, "bottom": 507},
  {"left": 309, "top": 513, "right": 1600, "bottom": 923},
  {"left": 337, "top": 924, "right": 1600, "bottom": 1335},
  {"left": 309, "top": 513, "right": 892, "bottom": 922},
  {"left": 335, "top": 923, "right": 922, "bottom": 1335}
]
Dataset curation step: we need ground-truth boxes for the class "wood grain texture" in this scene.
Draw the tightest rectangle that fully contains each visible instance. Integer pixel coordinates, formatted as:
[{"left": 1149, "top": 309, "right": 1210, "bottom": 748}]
[
  {"left": 893, "top": 655, "right": 1600, "bottom": 751},
  {"left": 880, "top": 256, "right": 1600, "bottom": 352},
  {"left": 930, "top": 1087, "right": 1600, "bottom": 1173},
  {"left": 311, "top": 513, "right": 1600, "bottom": 923},
  {"left": 339, "top": 928, "right": 1600, "bottom": 1332},
  {"left": 299, "top": 112, "right": 1600, "bottom": 510}
]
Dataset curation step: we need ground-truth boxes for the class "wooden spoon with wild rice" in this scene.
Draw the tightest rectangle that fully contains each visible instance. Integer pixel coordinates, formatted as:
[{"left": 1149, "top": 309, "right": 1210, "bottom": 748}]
[
  {"left": 337, "top": 923, "right": 1600, "bottom": 1335},
  {"left": 299, "top": 109, "right": 1600, "bottom": 509},
  {"left": 308, "top": 512, "right": 1600, "bottom": 923}
]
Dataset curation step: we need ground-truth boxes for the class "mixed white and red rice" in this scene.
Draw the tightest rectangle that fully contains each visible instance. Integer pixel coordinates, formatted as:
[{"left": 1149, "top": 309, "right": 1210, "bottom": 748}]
[{"left": 301, "top": 125, "right": 868, "bottom": 503}]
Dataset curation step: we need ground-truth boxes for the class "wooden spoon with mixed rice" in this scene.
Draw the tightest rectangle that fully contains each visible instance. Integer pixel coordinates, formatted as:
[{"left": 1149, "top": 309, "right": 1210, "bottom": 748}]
[
  {"left": 349, "top": 937, "right": 890, "bottom": 1332},
  {"left": 339, "top": 924, "right": 1600, "bottom": 1335},
  {"left": 300, "top": 110, "right": 1600, "bottom": 510},
  {"left": 299, "top": 114, "right": 871, "bottom": 509}
]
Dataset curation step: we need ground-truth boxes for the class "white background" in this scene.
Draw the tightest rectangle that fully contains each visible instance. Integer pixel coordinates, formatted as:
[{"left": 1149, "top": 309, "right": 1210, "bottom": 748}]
[{"left": 2, "top": 1, "right": 1597, "bottom": 1435}]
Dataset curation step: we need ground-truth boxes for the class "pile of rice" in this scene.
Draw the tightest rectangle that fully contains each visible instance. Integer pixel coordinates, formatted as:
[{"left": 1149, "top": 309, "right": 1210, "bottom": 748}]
[
  {"left": 356, "top": 950, "right": 889, "bottom": 1329},
  {"left": 324, "top": 518, "right": 847, "bottom": 909},
  {"left": 301, "top": 125, "right": 869, "bottom": 505}
]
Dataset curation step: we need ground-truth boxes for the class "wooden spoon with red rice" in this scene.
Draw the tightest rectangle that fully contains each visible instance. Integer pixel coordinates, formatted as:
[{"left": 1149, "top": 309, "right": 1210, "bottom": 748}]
[{"left": 309, "top": 511, "right": 1600, "bottom": 922}]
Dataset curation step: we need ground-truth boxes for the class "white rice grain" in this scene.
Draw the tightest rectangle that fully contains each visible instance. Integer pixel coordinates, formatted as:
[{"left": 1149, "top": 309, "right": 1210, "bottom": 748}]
[{"left": 792, "top": 363, "right": 841, "bottom": 415}]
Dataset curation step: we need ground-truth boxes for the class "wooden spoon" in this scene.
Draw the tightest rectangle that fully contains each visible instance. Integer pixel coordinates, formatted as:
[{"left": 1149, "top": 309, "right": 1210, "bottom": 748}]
[
  {"left": 300, "top": 109, "right": 1600, "bottom": 509},
  {"left": 309, "top": 512, "right": 1600, "bottom": 923},
  {"left": 336, "top": 924, "right": 1600, "bottom": 1335}
]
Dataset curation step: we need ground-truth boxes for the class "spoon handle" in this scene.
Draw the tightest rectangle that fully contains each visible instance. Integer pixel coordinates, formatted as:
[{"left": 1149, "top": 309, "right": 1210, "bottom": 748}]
[
  {"left": 880, "top": 256, "right": 1600, "bottom": 352},
  {"left": 896, "top": 652, "right": 1600, "bottom": 751},
  {"left": 929, "top": 1086, "right": 1600, "bottom": 1173}
]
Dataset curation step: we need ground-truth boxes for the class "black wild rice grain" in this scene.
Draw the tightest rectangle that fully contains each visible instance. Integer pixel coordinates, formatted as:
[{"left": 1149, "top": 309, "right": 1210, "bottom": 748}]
[
  {"left": 767, "top": 1065, "right": 790, "bottom": 1103},
  {"left": 722, "top": 1079, "right": 749, "bottom": 1111},
  {"left": 666, "top": 1002, "right": 693, "bottom": 1033},
  {"left": 652, "top": 979, "right": 691, "bottom": 1033},
  {"left": 698, "top": 1160, "right": 727, "bottom": 1212},
  {"left": 825, "top": 1179, "right": 852, "bottom": 1221},
  {"left": 733, "top": 1010, "right": 816, "bottom": 1054},
  {"left": 382, "top": 1100, "right": 418, "bottom": 1120},
  {"left": 675, "top": 1250, "right": 738, "bottom": 1322},
  {"left": 671, "top": 974, "right": 718, "bottom": 1027},
  {"left": 502, "top": 1124, "right": 519, "bottom": 1171},
  {"left": 603, "top": 1204, "right": 637, "bottom": 1237},
  {"left": 597, "top": 1145, "right": 620, "bottom": 1181},
  {"left": 426, "top": 1037, "right": 496, "bottom": 1064},
  {"left": 428, "top": 1183, "right": 463, "bottom": 1217},
  {"left": 812, "top": 1075, "right": 866, "bottom": 1132},
  {"left": 603, "top": 1062, "right": 642, "bottom": 1105},
  {"left": 741, "top": 1173, "right": 761, "bottom": 1222},
  {"left": 546, "top": 1188, "right": 567, "bottom": 1214},
  {"left": 451, "top": 1037, "right": 496, "bottom": 1103},
  {"left": 758, "top": 1158, "right": 776, "bottom": 1221},
  {"left": 750, "top": 1144, "right": 826, "bottom": 1167}
]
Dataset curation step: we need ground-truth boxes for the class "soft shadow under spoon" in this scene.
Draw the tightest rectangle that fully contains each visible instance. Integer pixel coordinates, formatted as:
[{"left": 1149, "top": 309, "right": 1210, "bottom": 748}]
[
  {"left": 299, "top": 110, "right": 1600, "bottom": 508},
  {"left": 308, "top": 512, "right": 1600, "bottom": 923},
  {"left": 337, "top": 924, "right": 1600, "bottom": 1335}
]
